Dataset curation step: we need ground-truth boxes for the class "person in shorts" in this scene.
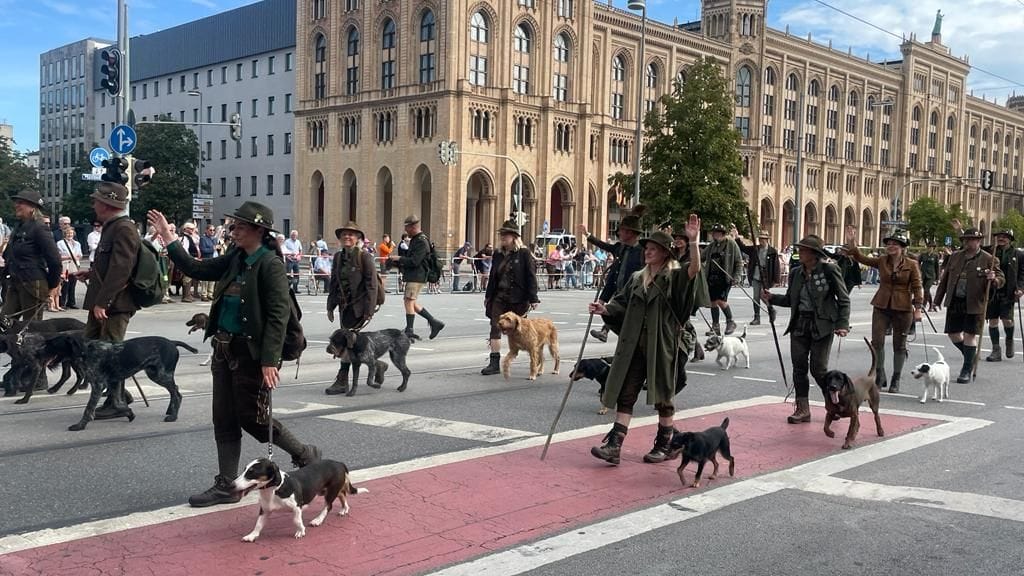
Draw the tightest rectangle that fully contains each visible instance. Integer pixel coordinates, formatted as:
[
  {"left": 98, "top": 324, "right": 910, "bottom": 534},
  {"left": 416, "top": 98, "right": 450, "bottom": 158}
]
[{"left": 389, "top": 215, "right": 445, "bottom": 340}]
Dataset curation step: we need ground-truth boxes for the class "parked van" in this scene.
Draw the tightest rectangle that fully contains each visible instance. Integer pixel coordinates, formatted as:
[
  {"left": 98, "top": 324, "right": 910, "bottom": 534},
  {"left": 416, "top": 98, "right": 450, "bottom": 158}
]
[{"left": 534, "top": 232, "right": 577, "bottom": 256}]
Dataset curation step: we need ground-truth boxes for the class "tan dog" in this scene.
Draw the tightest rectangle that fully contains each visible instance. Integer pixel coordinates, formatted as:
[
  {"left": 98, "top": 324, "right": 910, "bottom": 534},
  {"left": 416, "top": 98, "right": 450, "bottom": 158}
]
[
  {"left": 496, "top": 311, "right": 560, "bottom": 380},
  {"left": 822, "top": 338, "right": 884, "bottom": 449}
]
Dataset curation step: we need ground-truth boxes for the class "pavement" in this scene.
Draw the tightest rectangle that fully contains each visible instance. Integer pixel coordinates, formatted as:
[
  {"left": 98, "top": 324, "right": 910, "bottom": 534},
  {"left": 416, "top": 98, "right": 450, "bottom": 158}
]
[{"left": 1, "top": 286, "right": 1023, "bottom": 575}]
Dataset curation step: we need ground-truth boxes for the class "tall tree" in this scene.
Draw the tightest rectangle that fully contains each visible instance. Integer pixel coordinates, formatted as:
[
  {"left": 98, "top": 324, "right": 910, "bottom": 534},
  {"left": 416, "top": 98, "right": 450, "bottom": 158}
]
[
  {"left": 0, "top": 135, "right": 40, "bottom": 220},
  {"left": 639, "top": 56, "right": 747, "bottom": 233},
  {"left": 992, "top": 210, "right": 1024, "bottom": 245},
  {"left": 905, "top": 196, "right": 973, "bottom": 246},
  {"left": 128, "top": 115, "right": 200, "bottom": 225}
]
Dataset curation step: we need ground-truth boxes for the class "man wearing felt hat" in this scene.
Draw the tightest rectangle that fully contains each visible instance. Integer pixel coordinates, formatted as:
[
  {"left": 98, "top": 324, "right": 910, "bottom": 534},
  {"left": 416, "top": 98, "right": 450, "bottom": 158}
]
[
  {"left": 389, "top": 214, "right": 445, "bottom": 340},
  {"left": 324, "top": 221, "right": 381, "bottom": 395},
  {"left": 1, "top": 190, "right": 62, "bottom": 324},
  {"left": 935, "top": 225, "right": 1005, "bottom": 382},
  {"left": 577, "top": 205, "right": 645, "bottom": 343},
  {"left": 702, "top": 223, "right": 743, "bottom": 335},
  {"left": 762, "top": 235, "right": 851, "bottom": 424},
  {"left": 480, "top": 219, "right": 540, "bottom": 375},
  {"left": 735, "top": 228, "right": 780, "bottom": 325},
  {"left": 952, "top": 218, "right": 1024, "bottom": 362}
]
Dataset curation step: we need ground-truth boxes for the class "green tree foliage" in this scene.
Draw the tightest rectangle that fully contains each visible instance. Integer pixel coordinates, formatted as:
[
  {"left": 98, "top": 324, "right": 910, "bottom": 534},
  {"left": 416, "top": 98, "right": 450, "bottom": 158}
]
[
  {"left": 905, "top": 197, "right": 973, "bottom": 246},
  {"left": 0, "top": 136, "right": 40, "bottom": 220},
  {"left": 993, "top": 210, "right": 1024, "bottom": 244},
  {"left": 639, "top": 56, "right": 748, "bottom": 234},
  {"left": 128, "top": 115, "right": 200, "bottom": 225}
]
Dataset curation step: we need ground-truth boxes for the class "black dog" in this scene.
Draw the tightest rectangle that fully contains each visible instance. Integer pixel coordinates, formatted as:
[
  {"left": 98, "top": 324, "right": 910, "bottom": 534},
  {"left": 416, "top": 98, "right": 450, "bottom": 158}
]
[
  {"left": 668, "top": 417, "right": 736, "bottom": 488},
  {"left": 43, "top": 334, "right": 197, "bottom": 431},
  {"left": 327, "top": 328, "right": 411, "bottom": 397},
  {"left": 569, "top": 357, "right": 614, "bottom": 414},
  {"left": 1, "top": 318, "right": 87, "bottom": 397}
]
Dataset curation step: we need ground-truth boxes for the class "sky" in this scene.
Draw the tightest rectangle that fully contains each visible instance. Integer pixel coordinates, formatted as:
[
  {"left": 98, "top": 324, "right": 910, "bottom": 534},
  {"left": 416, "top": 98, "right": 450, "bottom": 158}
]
[{"left": 1, "top": 0, "right": 1022, "bottom": 152}]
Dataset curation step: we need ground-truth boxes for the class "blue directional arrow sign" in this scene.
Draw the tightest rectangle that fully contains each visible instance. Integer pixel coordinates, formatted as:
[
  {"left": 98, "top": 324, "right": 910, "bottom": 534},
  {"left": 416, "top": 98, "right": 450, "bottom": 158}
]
[
  {"left": 88, "top": 147, "right": 111, "bottom": 168},
  {"left": 109, "top": 124, "right": 137, "bottom": 155}
]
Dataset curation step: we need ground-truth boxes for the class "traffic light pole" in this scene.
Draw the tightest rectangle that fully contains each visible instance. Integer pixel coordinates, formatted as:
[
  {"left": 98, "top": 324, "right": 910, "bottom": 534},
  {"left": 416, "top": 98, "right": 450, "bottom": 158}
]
[{"left": 117, "top": 0, "right": 132, "bottom": 212}]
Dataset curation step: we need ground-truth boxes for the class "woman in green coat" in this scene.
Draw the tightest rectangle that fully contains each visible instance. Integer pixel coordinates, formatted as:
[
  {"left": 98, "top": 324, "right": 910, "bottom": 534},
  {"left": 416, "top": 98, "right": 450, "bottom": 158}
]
[{"left": 589, "top": 215, "right": 702, "bottom": 465}]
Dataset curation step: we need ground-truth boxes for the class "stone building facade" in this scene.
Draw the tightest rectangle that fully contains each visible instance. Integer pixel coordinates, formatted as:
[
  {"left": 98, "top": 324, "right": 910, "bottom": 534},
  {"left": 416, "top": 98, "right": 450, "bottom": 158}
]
[{"left": 294, "top": 0, "right": 1024, "bottom": 253}]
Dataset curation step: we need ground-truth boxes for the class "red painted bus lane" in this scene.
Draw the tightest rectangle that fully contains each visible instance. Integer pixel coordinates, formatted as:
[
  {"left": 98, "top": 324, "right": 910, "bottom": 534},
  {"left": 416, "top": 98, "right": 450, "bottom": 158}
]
[{"left": 0, "top": 403, "right": 936, "bottom": 576}]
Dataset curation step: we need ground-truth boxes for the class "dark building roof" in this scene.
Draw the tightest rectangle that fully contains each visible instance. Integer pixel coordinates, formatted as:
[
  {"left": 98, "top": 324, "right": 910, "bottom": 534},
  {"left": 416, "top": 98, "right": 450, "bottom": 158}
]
[{"left": 127, "top": 0, "right": 295, "bottom": 82}]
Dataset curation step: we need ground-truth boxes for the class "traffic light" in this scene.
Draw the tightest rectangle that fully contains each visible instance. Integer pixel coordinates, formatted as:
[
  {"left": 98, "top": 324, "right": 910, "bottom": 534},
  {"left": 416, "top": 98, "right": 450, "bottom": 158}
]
[
  {"left": 133, "top": 159, "right": 154, "bottom": 189},
  {"left": 229, "top": 113, "right": 242, "bottom": 142},
  {"left": 981, "top": 169, "right": 994, "bottom": 191},
  {"left": 100, "top": 156, "right": 128, "bottom": 186},
  {"left": 100, "top": 48, "right": 121, "bottom": 97}
]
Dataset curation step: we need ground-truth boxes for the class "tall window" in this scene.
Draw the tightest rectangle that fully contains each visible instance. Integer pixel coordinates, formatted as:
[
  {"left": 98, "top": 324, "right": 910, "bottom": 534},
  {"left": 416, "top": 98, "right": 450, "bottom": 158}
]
[
  {"left": 470, "top": 11, "right": 489, "bottom": 42},
  {"left": 312, "top": 0, "right": 326, "bottom": 20},
  {"left": 469, "top": 56, "right": 487, "bottom": 86},
  {"left": 513, "top": 65, "right": 530, "bottom": 94},
  {"left": 735, "top": 66, "right": 751, "bottom": 107},
  {"left": 419, "top": 10, "right": 436, "bottom": 84},
  {"left": 552, "top": 33, "right": 571, "bottom": 102},
  {"left": 313, "top": 34, "right": 327, "bottom": 100},
  {"left": 380, "top": 19, "right": 396, "bottom": 90},
  {"left": 512, "top": 22, "right": 532, "bottom": 95},
  {"left": 557, "top": 0, "right": 573, "bottom": 19},
  {"left": 645, "top": 63, "right": 659, "bottom": 113},
  {"left": 611, "top": 55, "right": 626, "bottom": 120},
  {"left": 514, "top": 23, "right": 531, "bottom": 53},
  {"left": 346, "top": 28, "right": 360, "bottom": 95}
]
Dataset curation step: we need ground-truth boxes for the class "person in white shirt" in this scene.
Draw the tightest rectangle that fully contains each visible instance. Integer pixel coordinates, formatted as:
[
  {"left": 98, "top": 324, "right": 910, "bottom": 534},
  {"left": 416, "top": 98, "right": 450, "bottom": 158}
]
[
  {"left": 86, "top": 220, "right": 102, "bottom": 264},
  {"left": 283, "top": 230, "right": 304, "bottom": 292},
  {"left": 57, "top": 227, "right": 83, "bottom": 310},
  {"left": 312, "top": 249, "right": 332, "bottom": 293}
]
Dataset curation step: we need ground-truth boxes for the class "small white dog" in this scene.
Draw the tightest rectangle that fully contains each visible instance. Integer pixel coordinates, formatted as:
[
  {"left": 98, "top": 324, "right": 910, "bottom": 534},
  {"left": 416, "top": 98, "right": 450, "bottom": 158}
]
[
  {"left": 703, "top": 324, "right": 750, "bottom": 370},
  {"left": 910, "top": 348, "right": 950, "bottom": 403}
]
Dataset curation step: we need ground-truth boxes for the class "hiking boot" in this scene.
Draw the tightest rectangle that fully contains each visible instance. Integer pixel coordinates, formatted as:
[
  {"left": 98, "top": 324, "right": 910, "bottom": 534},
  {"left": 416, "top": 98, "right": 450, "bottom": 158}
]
[
  {"left": 692, "top": 344, "right": 705, "bottom": 362},
  {"left": 292, "top": 444, "right": 322, "bottom": 468},
  {"left": 480, "top": 352, "right": 501, "bottom": 376},
  {"left": 787, "top": 398, "right": 811, "bottom": 424},
  {"left": 956, "top": 367, "right": 972, "bottom": 383},
  {"left": 643, "top": 425, "right": 677, "bottom": 463},
  {"left": 324, "top": 367, "right": 349, "bottom": 395},
  {"left": 403, "top": 328, "right": 422, "bottom": 341},
  {"left": 724, "top": 320, "right": 737, "bottom": 335},
  {"left": 986, "top": 346, "right": 1002, "bottom": 362},
  {"left": 706, "top": 324, "right": 721, "bottom": 337},
  {"left": 369, "top": 361, "right": 388, "bottom": 388},
  {"left": 188, "top": 475, "right": 241, "bottom": 508},
  {"left": 427, "top": 319, "right": 445, "bottom": 339},
  {"left": 590, "top": 328, "right": 608, "bottom": 343},
  {"left": 591, "top": 423, "right": 628, "bottom": 465},
  {"left": 750, "top": 317, "right": 761, "bottom": 326},
  {"left": 888, "top": 375, "right": 901, "bottom": 394}
]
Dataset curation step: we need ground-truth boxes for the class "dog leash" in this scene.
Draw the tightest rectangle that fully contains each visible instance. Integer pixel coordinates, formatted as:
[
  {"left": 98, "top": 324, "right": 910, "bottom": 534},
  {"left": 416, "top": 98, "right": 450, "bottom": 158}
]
[
  {"left": 266, "top": 388, "right": 274, "bottom": 460},
  {"left": 920, "top": 317, "right": 930, "bottom": 364}
]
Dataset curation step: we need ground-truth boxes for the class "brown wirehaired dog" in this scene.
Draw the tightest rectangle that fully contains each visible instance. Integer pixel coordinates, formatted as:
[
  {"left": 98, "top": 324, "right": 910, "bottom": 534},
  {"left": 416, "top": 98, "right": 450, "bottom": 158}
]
[{"left": 496, "top": 311, "right": 560, "bottom": 380}]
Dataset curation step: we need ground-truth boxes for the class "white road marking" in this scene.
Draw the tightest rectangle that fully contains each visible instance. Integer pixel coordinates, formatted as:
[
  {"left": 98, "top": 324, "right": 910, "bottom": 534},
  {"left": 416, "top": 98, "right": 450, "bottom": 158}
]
[
  {"left": 882, "top": 392, "right": 985, "bottom": 406},
  {"left": 126, "top": 330, "right": 141, "bottom": 335},
  {"left": 0, "top": 396, "right": 779, "bottom": 555},
  {"left": 270, "top": 402, "right": 336, "bottom": 415},
  {"left": 410, "top": 346, "right": 435, "bottom": 351},
  {"left": 474, "top": 318, "right": 490, "bottom": 322},
  {"left": 320, "top": 410, "right": 537, "bottom": 443},
  {"left": 688, "top": 370, "right": 717, "bottom": 376},
  {"left": 1004, "top": 406, "right": 1024, "bottom": 411},
  {"left": 908, "top": 343, "right": 946, "bottom": 348},
  {"left": 426, "top": 413, "right": 993, "bottom": 576},
  {"left": 734, "top": 376, "right": 776, "bottom": 383},
  {"left": 552, "top": 321, "right": 568, "bottom": 325},
  {"left": 548, "top": 312, "right": 570, "bottom": 315}
]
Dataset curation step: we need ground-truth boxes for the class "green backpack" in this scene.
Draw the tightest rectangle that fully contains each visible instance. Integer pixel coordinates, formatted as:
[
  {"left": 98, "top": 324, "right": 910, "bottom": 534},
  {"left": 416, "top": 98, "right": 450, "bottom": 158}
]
[
  {"left": 128, "top": 238, "right": 169, "bottom": 308},
  {"left": 426, "top": 241, "right": 442, "bottom": 284}
]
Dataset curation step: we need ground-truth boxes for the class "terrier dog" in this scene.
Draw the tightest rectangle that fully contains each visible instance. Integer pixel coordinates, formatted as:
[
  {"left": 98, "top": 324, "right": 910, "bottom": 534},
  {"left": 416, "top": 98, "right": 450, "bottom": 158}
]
[
  {"left": 232, "top": 458, "right": 367, "bottom": 542},
  {"left": 569, "top": 357, "right": 614, "bottom": 414},
  {"left": 496, "top": 311, "right": 560, "bottom": 380},
  {"left": 911, "top": 348, "right": 950, "bottom": 403},
  {"left": 667, "top": 417, "right": 736, "bottom": 488},
  {"left": 703, "top": 324, "right": 750, "bottom": 370}
]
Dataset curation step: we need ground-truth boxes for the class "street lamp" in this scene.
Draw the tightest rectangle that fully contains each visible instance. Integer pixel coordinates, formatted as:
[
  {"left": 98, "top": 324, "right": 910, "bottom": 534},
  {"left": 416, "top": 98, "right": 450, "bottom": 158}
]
[
  {"left": 188, "top": 90, "right": 203, "bottom": 201},
  {"left": 628, "top": 0, "right": 647, "bottom": 207}
]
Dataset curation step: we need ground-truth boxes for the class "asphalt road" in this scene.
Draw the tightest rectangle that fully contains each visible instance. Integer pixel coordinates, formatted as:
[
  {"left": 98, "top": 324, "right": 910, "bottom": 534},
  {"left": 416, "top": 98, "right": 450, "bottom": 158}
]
[{"left": 1, "top": 284, "right": 1023, "bottom": 575}]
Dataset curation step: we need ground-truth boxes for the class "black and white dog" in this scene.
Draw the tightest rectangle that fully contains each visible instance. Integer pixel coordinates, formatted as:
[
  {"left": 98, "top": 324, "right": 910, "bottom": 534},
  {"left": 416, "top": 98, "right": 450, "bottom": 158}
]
[
  {"left": 327, "top": 328, "right": 411, "bottom": 396},
  {"left": 911, "top": 348, "right": 950, "bottom": 403},
  {"left": 232, "top": 458, "right": 368, "bottom": 541},
  {"left": 703, "top": 324, "right": 750, "bottom": 370},
  {"left": 43, "top": 334, "right": 197, "bottom": 431}
]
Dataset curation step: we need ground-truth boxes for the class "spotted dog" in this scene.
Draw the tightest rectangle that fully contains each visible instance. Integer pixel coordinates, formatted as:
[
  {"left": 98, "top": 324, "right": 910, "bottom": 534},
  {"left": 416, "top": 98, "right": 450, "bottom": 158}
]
[
  {"left": 42, "top": 334, "right": 197, "bottom": 431},
  {"left": 232, "top": 458, "right": 368, "bottom": 541},
  {"left": 327, "top": 328, "right": 411, "bottom": 397}
]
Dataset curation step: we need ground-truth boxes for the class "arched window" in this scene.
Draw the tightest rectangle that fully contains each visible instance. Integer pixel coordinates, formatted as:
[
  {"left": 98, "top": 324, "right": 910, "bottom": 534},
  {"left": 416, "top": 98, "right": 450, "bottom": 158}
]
[
  {"left": 808, "top": 79, "right": 820, "bottom": 98},
  {"left": 381, "top": 18, "right": 396, "bottom": 89},
  {"left": 345, "top": 28, "right": 359, "bottom": 95},
  {"left": 514, "top": 23, "right": 531, "bottom": 53},
  {"left": 611, "top": 55, "right": 626, "bottom": 120},
  {"left": 554, "top": 33, "right": 570, "bottom": 61},
  {"left": 735, "top": 66, "right": 751, "bottom": 107},
  {"left": 552, "top": 32, "right": 571, "bottom": 101},
  {"left": 420, "top": 9, "right": 435, "bottom": 42},
  {"left": 470, "top": 11, "right": 489, "bottom": 43},
  {"left": 419, "top": 10, "right": 436, "bottom": 83},
  {"left": 313, "top": 33, "right": 327, "bottom": 100},
  {"left": 645, "top": 62, "right": 660, "bottom": 113},
  {"left": 764, "top": 67, "right": 775, "bottom": 86},
  {"left": 675, "top": 68, "right": 687, "bottom": 92},
  {"left": 786, "top": 72, "right": 799, "bottom": 92},
  {"left": 828, "top": 84, "right": 839, "bottom": 102},
  {"left": 847, "top": 91, "right": 858, "bottom": 107}
]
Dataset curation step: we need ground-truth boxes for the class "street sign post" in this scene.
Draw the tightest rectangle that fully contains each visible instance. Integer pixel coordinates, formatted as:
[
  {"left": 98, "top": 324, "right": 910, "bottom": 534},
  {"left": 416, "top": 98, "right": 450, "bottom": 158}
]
[
  {"left": 89, "top": 147, "right": 111, "bottom": 168},
  {"left": 881, "top": 219, "right": 908, "bottom": 227},
  {"left": 109, "top": 124, "right": 137, "bottom": 155}
]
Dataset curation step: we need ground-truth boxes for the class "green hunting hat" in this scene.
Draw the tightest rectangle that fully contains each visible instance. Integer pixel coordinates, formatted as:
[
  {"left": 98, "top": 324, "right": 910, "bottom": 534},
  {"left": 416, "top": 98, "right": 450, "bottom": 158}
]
[
  {"left": 882, "top": 230, "right": 910, "bottom": 247},
  {"left": 795, "top": 234, "right": 829, "bottom": 258},
  {"left": 334, "top": 220, "right": 365, "bottom": 240},
  {"left": 959, "top": 228, "right": 983, "bottom": 240},
  {"left": 639, "top": 230, "right": 674, "bottom": 256},
  {"left": 994, "top": 229, "right": 1015, "bottom": 241},
  {"left": 11, "top": 189, "right": 46, "bottom": 210},
  {"left": 89, "top": 183, "right": 128, "bottom": 210},
  {"left": 226, "top": 201, "right": 277, "bottom": 232},
  {"left": 497, "top": 219, "right": 520, "bottom": 237}
]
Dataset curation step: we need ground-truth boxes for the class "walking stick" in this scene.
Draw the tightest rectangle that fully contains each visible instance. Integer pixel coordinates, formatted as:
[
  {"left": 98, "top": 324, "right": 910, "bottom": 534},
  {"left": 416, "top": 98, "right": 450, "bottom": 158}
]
[
  {"left": 1018, "top": 299, "right": 1023, "bottom": 364},
  {"left": 745, "top": 208, "right": 790, "bottom": 397},
  {"left": 541, "top": 284, "right": 603, "bottom": 461}
]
